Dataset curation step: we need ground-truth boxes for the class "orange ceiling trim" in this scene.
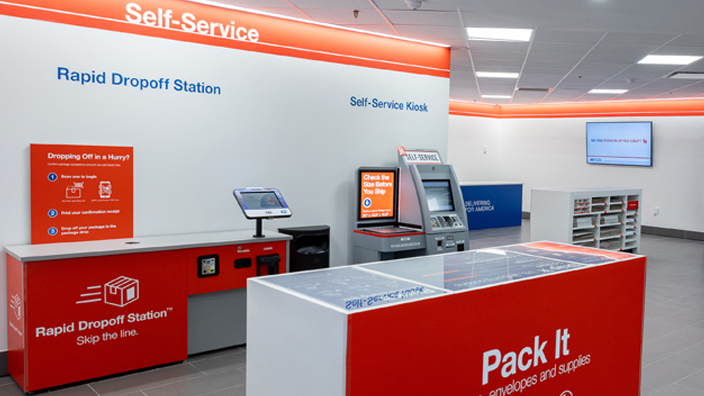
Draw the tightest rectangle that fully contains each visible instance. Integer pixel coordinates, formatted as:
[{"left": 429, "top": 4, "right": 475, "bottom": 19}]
[{"left": 449, "top": 99, "right": 704, "bottom": 118}]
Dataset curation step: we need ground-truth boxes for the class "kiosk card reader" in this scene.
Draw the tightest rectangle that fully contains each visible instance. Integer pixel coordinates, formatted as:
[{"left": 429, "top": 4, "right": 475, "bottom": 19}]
[
  {"left": 352, "top": 149, "right": 469, "bottom": 264},
  {"left": 397, "top": 147, "right": 469, "bottom": 254},
  {"left": 233, "top": 188, "right": 292, "bottom": 238}
]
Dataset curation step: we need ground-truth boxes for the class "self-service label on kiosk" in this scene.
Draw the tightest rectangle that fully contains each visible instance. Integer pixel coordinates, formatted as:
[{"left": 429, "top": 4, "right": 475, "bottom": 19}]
[{"left": 197, "top": 254, "right": 219, "bottom": 278}]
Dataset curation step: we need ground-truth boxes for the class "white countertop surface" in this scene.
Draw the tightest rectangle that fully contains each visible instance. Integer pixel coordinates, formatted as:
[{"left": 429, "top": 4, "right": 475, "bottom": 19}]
[{"left": 5, "top": 230, "right": 292, "bottom": 262}]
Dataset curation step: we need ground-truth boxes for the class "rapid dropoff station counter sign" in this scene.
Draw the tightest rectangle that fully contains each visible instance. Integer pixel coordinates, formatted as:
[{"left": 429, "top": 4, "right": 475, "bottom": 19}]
[
  {"left": 247, "top": 242, "right": 646, "bottom": 396},
  {"left": 5, "top": 230, "right": 289, "bottom": 391}
]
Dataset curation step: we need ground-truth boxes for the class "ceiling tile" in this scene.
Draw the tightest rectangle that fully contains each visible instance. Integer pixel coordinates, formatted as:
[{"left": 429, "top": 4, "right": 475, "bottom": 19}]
[
  {"left": 581, "top": 52, "right": 641, "bottom": 64},
  {"left": 518, "top": 74, "right": 563, "bottom": 87},
  {"left": 451, "top": 49, "right": 470, "bottom": 58},
  {"left": 383, "top": 10, "right": 460, "bottom": 26},
  {"left": 571, "top": 62, "right": 632, "bottom": 77},
  {"left": 374, "top": 0, "right": 458, "bottom": 12},
  {"left": 467, "top": 40, "right": 530, "bottom": 51},
  {"left": 450, "top": 70, "right": 476, "bottom": 80},
  {"left": 532, "top": 30, "right": 606, "bottom": 44},
  {"left": 530, "top": 42, "right": 598, "bottom": 53},
  {"left": 444, "top": 39, "right": 473, "bottom": 49},
  {"left": 252, "top": 7, "right": 310, "bottom": 19},
  {"left": 459, "top": 11, "right": 528, "bottom": 29},
  {"left": 627, "top": 64, "right": 688, "bottom": 79},
  {"left": 666, "top": 34, "right": 704, "bottom": 47},
  {"left": 526, "top": 51, "right": 588, "bottom": 62},
  {"left": 478, "top": 79, "right": 517, "bottom": 89},
  {"left": 216, "top": 0, "right": 290, "bottom": 8},
  {"left": 591, "top": 43, "right": 663, "bottom": 55},
  {"left": 521, "top": 66, "right": 573, "bottom": 75},
  {"left": 394, "top": 25, "right": 466, "bottom": 40},
  {"left": 658, "top": 82, "right": 704, "bottom": 95},
  {"left": 470, "top": 49, "right": 527, "bottom": 61},
  {"left": 303, "top": 8, "right": 387, "bottom": 25},
  {"left": 289, "top": 0, "right": 370, "bottom": 9},
  {"left": 340, "top": 24, "right": 400, "bottom": 36},
  {"left": 472, "top": 59, "right": 525, "bottom": 70},
  {"left": 653, "top": 46, "right": 704, "bottom": 56},
  {"left": 512, "top": 91, "right": 551, "bottom": 101},
  {"left": 599, "top": 32, "right": 679, "bottom": 46},
  {"left": 523, "top": 59, "right": 579, "bottom": 69}
]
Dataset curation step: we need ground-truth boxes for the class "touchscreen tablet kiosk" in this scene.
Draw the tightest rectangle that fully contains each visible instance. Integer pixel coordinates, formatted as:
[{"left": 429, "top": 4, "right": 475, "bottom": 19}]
[{"left": 233, "top": 188, "right": 292, "bottom": 219}]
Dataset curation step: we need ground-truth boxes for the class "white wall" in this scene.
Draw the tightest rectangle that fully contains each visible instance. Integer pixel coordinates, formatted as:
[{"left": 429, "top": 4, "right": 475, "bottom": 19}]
[
  {"left": 448, "top": 114, "right": 704, "bottom": 232},
  {"left": 447, "top": 115, "right": 500, "bottom": 182},
  {"left": 0, "top": 15, "right": 449, "bottom": 352}
]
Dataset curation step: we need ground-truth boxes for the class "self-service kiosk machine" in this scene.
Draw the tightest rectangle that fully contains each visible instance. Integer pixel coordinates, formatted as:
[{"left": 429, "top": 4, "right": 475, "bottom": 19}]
[
  {"left": 352, "top": 148, "right": 469, "bottom": 263},
  {"left": 397, "top": 147, "right": 469, "bottom": 254}
]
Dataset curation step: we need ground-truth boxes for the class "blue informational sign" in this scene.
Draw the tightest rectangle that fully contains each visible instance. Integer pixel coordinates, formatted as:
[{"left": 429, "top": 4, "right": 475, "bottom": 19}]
[{"left": 460, "top": 184, "right": 522, "bottom": 230}]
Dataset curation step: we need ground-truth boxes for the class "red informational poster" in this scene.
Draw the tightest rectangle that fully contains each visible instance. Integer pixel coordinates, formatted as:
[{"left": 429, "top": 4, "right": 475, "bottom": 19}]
[
  {"left": 359, "top": 170, "right": 396, "bottom": 219},
  {"left": 30, "top": 144, "right": 133, "bottom": 244}
]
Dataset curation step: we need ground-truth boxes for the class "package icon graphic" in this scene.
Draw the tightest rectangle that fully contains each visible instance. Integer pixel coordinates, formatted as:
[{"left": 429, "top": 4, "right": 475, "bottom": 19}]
[
  {"left": 66, "top": 182, "right": 83, "bottom": 199},
  {"left": 104, "top": 276, "right": 139, "bottom": 307}
]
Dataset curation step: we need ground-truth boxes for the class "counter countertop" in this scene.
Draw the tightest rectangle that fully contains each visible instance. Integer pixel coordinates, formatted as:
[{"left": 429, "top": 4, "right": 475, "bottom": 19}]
[{"left": 5, "top": 230, "right": 292, "bottom": 262}]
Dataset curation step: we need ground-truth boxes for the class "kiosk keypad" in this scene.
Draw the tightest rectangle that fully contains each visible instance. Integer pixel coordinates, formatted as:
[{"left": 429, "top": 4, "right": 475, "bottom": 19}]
[{"left": 431, "top": 215, "right": 464, "bottom": 229}]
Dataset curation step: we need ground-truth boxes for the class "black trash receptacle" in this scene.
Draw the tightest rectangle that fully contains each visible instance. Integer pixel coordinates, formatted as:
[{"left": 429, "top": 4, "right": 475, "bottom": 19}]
[{"left": 278, "top": 225, "right": 330, "bottom": 272}]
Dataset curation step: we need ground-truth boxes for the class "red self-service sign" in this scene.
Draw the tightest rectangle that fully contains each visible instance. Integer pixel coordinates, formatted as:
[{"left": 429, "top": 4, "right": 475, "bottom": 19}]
[
  {"left": 359, "top": 171, "right": 396, "bottom": 219},
  {"left": 30, "top": 144, "right": 133, "bottom": 244},
  {"left": 345, "top": 254, "right": 646, "bottom": 396},
  {"left": 0, "top": 0, "right": 449, "bottom": 78},
  {"left": 12, "top": 250, "right": 187, "bottom": 391}
]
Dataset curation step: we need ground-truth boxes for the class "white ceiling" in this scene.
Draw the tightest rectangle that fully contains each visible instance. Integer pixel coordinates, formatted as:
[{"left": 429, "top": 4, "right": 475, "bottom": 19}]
[{"left": 205, "top": 0, "right": 704, "bottom": 104}]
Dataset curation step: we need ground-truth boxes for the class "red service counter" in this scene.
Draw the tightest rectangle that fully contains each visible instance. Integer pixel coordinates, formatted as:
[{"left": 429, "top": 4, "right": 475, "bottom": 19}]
[
  {"left": 247, "top": 241, "right": 645, "bottom": 396},
  {"left": 5, "top": 230, "right": 290, "bottom": 392}
]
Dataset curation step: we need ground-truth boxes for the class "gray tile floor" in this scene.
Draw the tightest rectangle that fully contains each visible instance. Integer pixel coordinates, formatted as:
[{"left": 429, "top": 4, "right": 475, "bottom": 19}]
[{"left": 2, "top": 219, "right": 704, "bottom": 395}]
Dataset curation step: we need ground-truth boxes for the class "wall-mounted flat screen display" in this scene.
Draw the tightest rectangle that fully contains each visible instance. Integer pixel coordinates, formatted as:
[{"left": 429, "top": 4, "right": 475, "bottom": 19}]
[
  {"left": 586, "top": 122, "right": 653, "bottom": 167},
  {"left": 423, "top": 180, "right": 454, "bottom": 212},
  {"left": 357, "top": 168, "right": 397, "bottom": 221}
]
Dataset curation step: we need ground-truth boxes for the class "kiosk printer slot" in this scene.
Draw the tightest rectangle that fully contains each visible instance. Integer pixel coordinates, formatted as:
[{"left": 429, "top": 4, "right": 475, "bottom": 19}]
[{"left": 352, "top": 148, "right": 469, "bottom": 263}]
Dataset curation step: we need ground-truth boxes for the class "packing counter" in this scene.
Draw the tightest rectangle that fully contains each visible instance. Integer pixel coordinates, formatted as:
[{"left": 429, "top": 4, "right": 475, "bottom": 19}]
[
  {"left": 5, "top": 230, "right": 291, "bottom": 392},
  {"left": 247, "top": 241, "right": 645, "bottom": 396}
]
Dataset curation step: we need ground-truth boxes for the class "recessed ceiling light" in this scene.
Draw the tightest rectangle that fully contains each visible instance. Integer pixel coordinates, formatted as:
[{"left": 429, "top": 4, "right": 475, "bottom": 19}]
[
  {"left": 669, "top": 72, "right": 704, "bottom": 79},
  {"left": 588, "top": 89, "right": 628, "bottom": 94},
  {"left": 466, "top": 28, "right": 533, "bottom": 42},
  {"left": 476, "top": 72, "right": 520, "bottom": 79},
  {"left": 638, "top": 55, "right": 703, "bottom": 65},
  {"left": 482, "top": 95, "right": 512, "bottom": 99}
]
